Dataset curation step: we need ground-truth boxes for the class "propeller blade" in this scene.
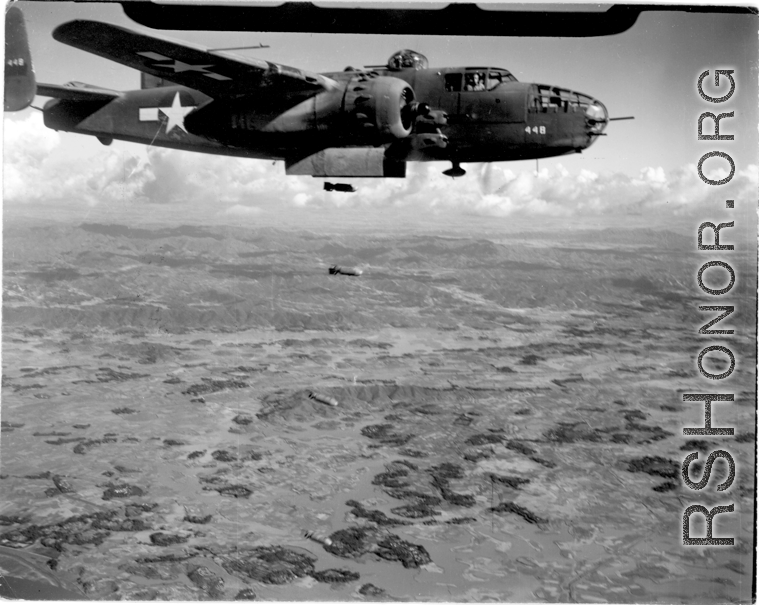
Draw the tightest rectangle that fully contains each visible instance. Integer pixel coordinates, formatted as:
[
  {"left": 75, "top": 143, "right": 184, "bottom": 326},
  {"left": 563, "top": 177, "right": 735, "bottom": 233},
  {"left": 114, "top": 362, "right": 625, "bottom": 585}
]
[
  {"left": 609, "top": 116, "right": 635, "bottom": 121},
  {"left": 478, "top": 162, "right": 493, "bottom": 194}
]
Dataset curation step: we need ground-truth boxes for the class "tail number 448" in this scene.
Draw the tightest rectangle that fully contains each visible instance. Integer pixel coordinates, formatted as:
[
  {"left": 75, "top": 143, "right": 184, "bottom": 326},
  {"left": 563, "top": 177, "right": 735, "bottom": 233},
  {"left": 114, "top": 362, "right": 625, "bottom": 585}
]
[{"left": 525, "top": 125, "right": 546, "bottom": 135}]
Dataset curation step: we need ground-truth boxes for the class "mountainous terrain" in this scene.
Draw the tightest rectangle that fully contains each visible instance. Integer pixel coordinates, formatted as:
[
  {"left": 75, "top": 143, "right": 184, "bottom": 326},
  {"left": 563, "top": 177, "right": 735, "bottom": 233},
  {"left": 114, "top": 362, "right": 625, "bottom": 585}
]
[{"left": 1, "top": 218, "right": 755, "bottom": 602}]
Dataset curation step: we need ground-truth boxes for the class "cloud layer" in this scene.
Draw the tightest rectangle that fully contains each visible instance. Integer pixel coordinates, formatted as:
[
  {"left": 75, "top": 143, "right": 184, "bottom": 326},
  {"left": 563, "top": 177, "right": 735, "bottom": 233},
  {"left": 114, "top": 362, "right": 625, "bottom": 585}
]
[{"left": 5, "top": 113, "right": 756, "bottom": 224}]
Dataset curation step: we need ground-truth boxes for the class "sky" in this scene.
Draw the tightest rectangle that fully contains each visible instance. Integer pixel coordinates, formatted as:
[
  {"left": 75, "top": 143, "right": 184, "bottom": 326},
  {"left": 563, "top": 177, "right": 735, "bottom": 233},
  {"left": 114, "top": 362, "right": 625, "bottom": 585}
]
[{"left": 4, "top": 2, "right": 758, "bottom": 232}]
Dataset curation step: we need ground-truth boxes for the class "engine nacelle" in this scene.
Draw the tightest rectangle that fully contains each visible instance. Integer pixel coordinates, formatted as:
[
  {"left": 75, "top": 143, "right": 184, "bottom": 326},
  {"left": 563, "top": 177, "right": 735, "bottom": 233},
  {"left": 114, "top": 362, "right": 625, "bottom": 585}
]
[{"left": 344, "top": 75, "right": 415, "bottom": 139}]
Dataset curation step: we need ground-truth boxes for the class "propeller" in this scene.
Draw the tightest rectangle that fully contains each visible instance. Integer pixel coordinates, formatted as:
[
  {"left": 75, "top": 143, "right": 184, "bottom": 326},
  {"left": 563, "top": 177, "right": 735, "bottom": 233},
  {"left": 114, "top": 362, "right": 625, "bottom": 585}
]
[
  {"left": 478, "top": 162, "right": 494, "bottom": 194},
  {"left": 399, "top": 89, "right": 418, "bottom": 131}
]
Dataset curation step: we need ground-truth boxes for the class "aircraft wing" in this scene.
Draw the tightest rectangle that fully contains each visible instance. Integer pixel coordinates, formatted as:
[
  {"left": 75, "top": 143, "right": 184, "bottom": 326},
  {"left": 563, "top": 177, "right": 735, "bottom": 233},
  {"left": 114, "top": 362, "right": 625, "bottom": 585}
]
[{"left": 53, "top": 20, "right": 338, "bottom": 97}]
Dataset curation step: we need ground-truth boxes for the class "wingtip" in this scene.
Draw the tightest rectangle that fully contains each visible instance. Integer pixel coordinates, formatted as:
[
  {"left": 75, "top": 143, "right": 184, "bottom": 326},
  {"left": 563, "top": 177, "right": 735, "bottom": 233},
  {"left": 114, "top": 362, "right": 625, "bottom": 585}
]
[
  {"left": 52, "top": 19, "right": 84, "bottom": 43},
  {"left": 53, "top": 19, "right": 120, "bottom": 44}
]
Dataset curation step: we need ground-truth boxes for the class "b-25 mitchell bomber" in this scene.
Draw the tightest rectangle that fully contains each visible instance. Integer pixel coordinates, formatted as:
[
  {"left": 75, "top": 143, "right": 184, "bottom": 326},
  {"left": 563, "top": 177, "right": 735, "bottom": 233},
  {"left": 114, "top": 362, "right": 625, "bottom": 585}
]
[{"left": 5, "top": 7, "right": 631, "bottom": 181}]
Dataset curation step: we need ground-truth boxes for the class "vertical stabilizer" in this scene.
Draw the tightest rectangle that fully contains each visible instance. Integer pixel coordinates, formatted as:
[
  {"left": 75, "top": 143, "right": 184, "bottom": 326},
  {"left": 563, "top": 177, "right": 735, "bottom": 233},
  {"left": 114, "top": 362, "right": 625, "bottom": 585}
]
[{"left": 4, "top": 5, "right": 36, "bottom": 111}]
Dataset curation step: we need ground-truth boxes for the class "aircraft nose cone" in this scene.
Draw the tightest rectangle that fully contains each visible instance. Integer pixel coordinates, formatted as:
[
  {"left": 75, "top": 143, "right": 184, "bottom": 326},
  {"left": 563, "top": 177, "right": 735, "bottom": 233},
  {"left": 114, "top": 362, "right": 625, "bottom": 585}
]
[{"left": 585, "top": 101, "right": 609, "bottom": 134}]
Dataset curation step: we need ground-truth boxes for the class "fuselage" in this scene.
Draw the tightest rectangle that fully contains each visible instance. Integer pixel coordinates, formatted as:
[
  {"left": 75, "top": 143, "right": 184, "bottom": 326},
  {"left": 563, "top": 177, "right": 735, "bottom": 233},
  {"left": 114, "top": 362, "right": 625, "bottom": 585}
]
[
  {"left": 362, "top": 66, "right": 605, "bottom": 162},
  {"left": 43, "top": 63, "right": 607, "bottom": 166}
]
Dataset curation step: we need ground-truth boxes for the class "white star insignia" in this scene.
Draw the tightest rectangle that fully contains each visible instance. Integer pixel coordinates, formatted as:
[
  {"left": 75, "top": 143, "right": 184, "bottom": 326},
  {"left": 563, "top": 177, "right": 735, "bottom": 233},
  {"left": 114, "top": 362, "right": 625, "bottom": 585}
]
[
  {"left": 138, "top": 92, "right": 196, "bottom": 134},
  {"left": 162, "top": 92, "right": 195, "bottom": 133}
]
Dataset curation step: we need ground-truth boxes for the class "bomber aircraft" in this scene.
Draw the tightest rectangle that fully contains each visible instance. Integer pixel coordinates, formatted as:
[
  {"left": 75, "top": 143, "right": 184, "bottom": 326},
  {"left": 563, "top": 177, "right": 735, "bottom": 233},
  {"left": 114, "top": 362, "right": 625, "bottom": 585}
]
[{"left": 5, "top": 6, "right": 631, "bottom": 181}]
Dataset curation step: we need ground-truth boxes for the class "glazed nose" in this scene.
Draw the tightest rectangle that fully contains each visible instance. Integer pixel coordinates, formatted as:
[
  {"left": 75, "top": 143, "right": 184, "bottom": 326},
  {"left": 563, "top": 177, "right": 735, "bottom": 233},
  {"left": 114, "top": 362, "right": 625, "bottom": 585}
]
[{"left": 585, "top": 101, "right": 609, "bottom": 134}]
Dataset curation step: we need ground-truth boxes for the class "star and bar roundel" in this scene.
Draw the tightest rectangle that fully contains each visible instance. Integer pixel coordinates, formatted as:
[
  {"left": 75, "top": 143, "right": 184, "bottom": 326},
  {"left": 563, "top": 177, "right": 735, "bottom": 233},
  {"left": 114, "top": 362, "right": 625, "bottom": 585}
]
[
  {"left": 136, "top": 51, "right": 232, "bottom": 81},
  {"left": 139, "top": 92, "right": 196, "bottom": 135}
]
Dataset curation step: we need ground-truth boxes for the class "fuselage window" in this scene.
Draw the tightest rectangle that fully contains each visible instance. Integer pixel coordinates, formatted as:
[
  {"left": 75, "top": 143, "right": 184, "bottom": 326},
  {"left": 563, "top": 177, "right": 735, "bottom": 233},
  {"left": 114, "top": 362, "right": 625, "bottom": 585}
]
[
  {"left": 444, "top": 73, "right": 463, "bottom": 92},
  {"left": 529, "top": 85, "right": 559, "bottom": 112},
  {"left": 530, "top": 86, "right": 589, "bottom": 113}
]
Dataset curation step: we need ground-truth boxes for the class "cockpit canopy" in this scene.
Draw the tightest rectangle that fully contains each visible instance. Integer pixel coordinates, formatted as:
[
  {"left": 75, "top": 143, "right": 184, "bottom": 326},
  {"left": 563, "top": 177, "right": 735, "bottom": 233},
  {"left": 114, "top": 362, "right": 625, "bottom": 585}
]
[
  {"left": 444, "top": 68, "right": 518, "bottom": 93},
  {"left": 387, "top": 49, "right": 428, "bottom": 71}
]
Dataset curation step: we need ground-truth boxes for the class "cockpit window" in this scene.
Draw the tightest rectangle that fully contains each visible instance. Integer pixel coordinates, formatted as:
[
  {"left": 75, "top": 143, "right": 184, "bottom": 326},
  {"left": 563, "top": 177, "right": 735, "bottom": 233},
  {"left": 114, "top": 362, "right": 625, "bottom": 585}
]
[
  {"left": 465, "top": 71, "right": 487, "bottom": 91},
  {"left": 445, "top": 73, "right": 463, "bottom": 92},
  {"left": 487, "top": 72, "right": 503, "bottom": 90},
  {"left": 487, "top": 70, "right": 517, "bottom": 89},
  {"left": 458, "top": 69, "right": 517, "bottom": 92}
]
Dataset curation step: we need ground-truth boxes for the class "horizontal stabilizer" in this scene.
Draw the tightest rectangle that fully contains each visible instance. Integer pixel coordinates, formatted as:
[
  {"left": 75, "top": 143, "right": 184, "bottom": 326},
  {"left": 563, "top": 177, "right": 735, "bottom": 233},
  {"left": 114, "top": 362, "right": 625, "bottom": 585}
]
[
  {"left": 4, "top": 6, "right": 36, "bottom": 111},
  {"left": 36, "top": 83, "right": 121, "bottom": 103}
]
